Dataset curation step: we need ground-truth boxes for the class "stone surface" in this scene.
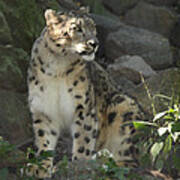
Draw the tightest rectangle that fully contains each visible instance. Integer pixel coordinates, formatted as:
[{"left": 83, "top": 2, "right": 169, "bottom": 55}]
[
  {"left": 173, "top": 47, "right": 180, "bottom": 67},
  {"left": 112, "top": 75, "right": 136, "bottom": 91},
  {"left": 0, "top": 11, "right": 12, "bottom": 45},
  {"left": 143, "top": 0, "right": 178, "bottom": 6},
  {"left": 125, "top": 2, "right": 177, "bottom": 38},
  {"left": 78, "top": 0, "right": 118, "bottom": 19},
  {"left": 128, "top": 68, "right": 180, "bottom": 116},
  {"left": 0, "top": 0, "right": 44, "bottom": 51},
  {"left": 91, "top": 14, "right": 122, "bottom": 35},
  {"left": 0, "top": 0, "right": 62, "bottom": 51},
  {"left": 91, "top": 14, "right": 122, "bottom": 61},
  {"left": 102, "top": 0, "right": 139, "bottom": 15},
  {"left": 57, "top": 0, "right": 79, "bottom": 10},
  {"left": 0, "top": 46, "right": 29, "bottom": 92},
  {"left": 170, "top": 17, "right": 180, "bottom": 48},
  {"left": 105, "top": 24, "right": 173, "bottom": 70},
  {"left": 0, "top": 89, "right": 31, "bottom": 145},
  {"left": 108, "top": 55, "right": 156, "bottom": 84}
]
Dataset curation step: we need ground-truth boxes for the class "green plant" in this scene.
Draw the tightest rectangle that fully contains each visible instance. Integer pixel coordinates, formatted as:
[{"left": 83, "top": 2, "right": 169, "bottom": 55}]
[
  {"left": 0, "top": 137, "right": 17, "bottom": 179},
  {"left": 0, "top": 137, "right": 16, "bottom": 157},
  {"left": 134, "top": 93, "right": 180, "bottom": 177},
  {"left": 151, "top": 103, "right": 180, "bottom": 170},
  {"left": 0, "top": 137, "right": 56, "bottom": 180}
]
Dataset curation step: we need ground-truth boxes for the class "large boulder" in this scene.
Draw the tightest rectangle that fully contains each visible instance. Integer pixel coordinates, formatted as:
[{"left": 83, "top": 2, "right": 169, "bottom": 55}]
[
  {"left": 0, "top": 46, "right": 29, "bottom": 92},
  {"left": 108, "top": 55, "right": 156, "bottom": 84},
  {"left": 0, "top": 0, "right": 62, "bottom": 51},
  {"left": 91, "top": 14, "right": 122, "bottom": 62},
  {"left": 0, "top": 11, "right": 12, "bottom": 45},
  {"left": 0, "top": 89, "right": 31, "bottom": 145},
  {"left": 70, "top": 0, "right": 117, "bottom": 19},
  {"left": 124, "top": 2, "right": 177, "bottom": 38},
  {"left": 102, "top": 0, "right": 139, "bottom": 15},
  {"left": 128, "top": 68, "right": 180, "bottom": 116},
  {"left": 170, "top": 17, "right": 180, "bottom": 48},
  {"left": 0, "top": 0, "right": 44, "bottom": 51},
  {"left": 92, "top": 14, "right": 122, "bottom": 36},
  {"left": 105, "top": 24, "right": 173, "bottom": 69},
  {"left": 173, "top": 47, "right": 180, "bottom": 67},
  {"left": 56, "top": 0, "right": 78, "bottom": 10},
  {"left": 143, "top": 0, "right": 178, "bottom": 6}
]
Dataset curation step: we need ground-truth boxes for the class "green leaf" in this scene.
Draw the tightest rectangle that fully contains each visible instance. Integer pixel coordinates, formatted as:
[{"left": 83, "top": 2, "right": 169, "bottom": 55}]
[
  {"left": 153, "top": 111, "right": 167, "bottom": 122},
  {"left": 168, "top": 108, "right": 175, "bottom": 113},
  {"left": 171, "top": 132, "right": 180, "bottom": 142},
  {"left": 133, "top": 121, "right": 157, "bottom": 130},
  {"left": 38, "top": 150, "right": 54, "bottom": 161},
  {"left": 158, "top": 127, "right": 168, "bottom": 136},
  {"left": 163, "top": 135, "right": 172, "bottom": 154},
  {"left": 172, "top": 122, "right": 180, "bottom": 133},
  {"left": 163, "top": 115, "right": 173, "bottom": 120},
  {"left": 150, "top": 142, "right": 164, "bottom": 162}
]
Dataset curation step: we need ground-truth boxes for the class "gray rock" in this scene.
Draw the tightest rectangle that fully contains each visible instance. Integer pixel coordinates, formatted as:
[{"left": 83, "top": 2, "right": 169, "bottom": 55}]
[
  {"left": 102, "top": 0, "right": 139, "bottom": 15},
  {"left": 78, "top": 0, "right": 119, "bottom": 19},
  {"left": 112, "top": 76, "right": 136, "bottom": 91},
  {"left": 105, "top": 24, "right": 173, "bottom": 70},
  {"left": 0, "top": 0, "right": 62, "bottom": 51},
  {"left": 0, "top": 89, "right": 31, "bottom": 145},
  {"left": 91, "top": 14, "right": 122, "bottom": 35},
  {"left": 91, "top": 14, "right": 122, "bottom": 61},
  {"left": 143, "top": 0, "right": 178, "bottom": 6},
  {"left": 173, "top": 47, "right": 180, "bottom": 67},
  {"left": 170, "top": 16, "right": 180, "bottom": 48},
  {"left": 108, "top": 55, "right": 156, "bottom": 84},
  {"left": 128, "top": 68, "right": 180, "bottom": 116},
  {"left": 0, "top": 11, "right": 12, "bottom": 45},
  {"left": 57, "top": 0, "right": 79, "bottom": 10},
  {"left": 0, "top": 45, "right": 29, "bottom": 92},
  {"left": 124, "top": 2, "right": 177, "bottom": 38}
]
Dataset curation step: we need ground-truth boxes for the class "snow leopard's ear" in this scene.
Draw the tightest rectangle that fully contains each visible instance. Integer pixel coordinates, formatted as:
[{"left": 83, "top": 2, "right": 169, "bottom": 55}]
[
  {"left": 44, "top": 9, "right": 62, "bottom": 26},
  {"left": 79, "top": 6, "right": 90, "bottom": 14}
]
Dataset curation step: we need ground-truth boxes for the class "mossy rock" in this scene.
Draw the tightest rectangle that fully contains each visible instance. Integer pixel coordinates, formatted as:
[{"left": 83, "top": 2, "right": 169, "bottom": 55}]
[
  {"left": 0, "top": 11, "right": 12, "bottom": 45},
  {"left": 0, "top": 89, "right": 31, "bottom": 145},
  {"left": 79, "top": 0, "right": 118, "bottom": 19},
  {"left": 103, "top": 0, "right": 139, "bottom": 16},
  {"left": 0, "top": 45, "right": 29, "bottom": 92},
  {"left": 0, "top": 0, "right": 61, "bottom": 52}
]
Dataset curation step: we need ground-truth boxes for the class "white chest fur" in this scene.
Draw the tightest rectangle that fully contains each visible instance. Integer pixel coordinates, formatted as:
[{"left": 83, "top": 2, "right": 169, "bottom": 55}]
[{"left": 29, "top": 77, "right": 75, "bottom": 129}]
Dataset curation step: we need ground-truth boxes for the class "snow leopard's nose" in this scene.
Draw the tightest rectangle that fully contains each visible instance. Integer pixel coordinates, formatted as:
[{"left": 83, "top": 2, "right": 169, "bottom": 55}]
[{"left": 87, "top": 39, "right": 99, "bottom": 50}]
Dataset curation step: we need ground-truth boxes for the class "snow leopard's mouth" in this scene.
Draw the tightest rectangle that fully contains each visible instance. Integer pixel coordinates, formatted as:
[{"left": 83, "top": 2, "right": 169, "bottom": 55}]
[
  {"left": 78, "top": 45, "right": 98, "bottom": 61},
  {"left": 79, "top": 50, "right": 94, "bottom": 56}
]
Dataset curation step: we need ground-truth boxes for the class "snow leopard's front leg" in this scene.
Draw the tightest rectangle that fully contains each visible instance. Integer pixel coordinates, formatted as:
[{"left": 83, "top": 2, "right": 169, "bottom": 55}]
[
  {"left": 26, "top": 112, "right": 59, "bottom": 178},
  {"left": 70, "top": 83, "right": 99, "bottom": 161}
]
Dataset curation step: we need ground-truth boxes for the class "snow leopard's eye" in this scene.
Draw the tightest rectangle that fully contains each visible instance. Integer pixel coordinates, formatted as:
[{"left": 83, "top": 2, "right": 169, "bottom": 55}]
[{"left": 71, "top": 25, "right": 83, "bottom": 33}]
